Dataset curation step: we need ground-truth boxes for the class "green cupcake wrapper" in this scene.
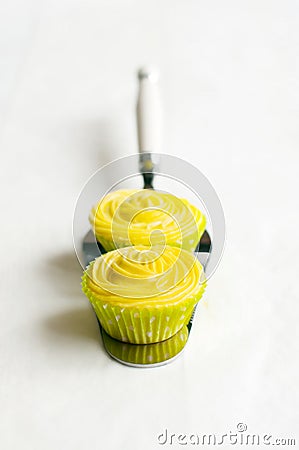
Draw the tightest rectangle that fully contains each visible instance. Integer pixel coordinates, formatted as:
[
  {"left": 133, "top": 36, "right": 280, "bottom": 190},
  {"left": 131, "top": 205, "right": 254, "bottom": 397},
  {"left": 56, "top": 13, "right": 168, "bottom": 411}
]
[
  {"left": 96, "top": 228, "right": 204, "bottom": 253},
  {"left": 96, "top": 235, "right": 127, "bottom": 252},
  {"left": 102, "top": 325, "right": 189, "bottom": 365},
  {"left": 82, "top": 272, "right": 205, "bottom": 344}
]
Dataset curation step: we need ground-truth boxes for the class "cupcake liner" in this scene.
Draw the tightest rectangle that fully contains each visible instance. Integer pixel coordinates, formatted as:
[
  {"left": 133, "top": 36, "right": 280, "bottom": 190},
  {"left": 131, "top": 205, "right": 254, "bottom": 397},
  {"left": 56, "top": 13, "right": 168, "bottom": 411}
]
[
  {"left": 102, "top": 325, "right": 189, "bottom": 365},
  {"left": 82, "top": 272, "right": 205, "bottom": 344},
  {"left": 96, "top": 226, "right": 204, "bottom": 253},
  {"left": 96, "top": 235, "right": 126, "bottom": 252}
]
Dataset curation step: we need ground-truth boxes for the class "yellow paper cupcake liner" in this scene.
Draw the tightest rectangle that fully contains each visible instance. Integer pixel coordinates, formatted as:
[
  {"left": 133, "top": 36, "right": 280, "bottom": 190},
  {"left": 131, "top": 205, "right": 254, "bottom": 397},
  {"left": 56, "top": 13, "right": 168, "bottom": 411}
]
[
  {"left": 96, "top": 235, "right": 126, "bottom": 252},
  {"left": 82, "top": 272, "right": 205, "bottom": 344},
  {"left": 96, "top": 228, "right": 203, "bottom": 253}
]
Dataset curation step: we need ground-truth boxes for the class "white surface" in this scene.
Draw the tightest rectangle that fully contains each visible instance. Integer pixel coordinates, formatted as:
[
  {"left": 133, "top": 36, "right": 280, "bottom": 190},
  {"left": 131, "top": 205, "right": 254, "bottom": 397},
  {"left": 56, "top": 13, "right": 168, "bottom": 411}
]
[{"left": 0, "top": 1, "right": 299, "bottom": 449}]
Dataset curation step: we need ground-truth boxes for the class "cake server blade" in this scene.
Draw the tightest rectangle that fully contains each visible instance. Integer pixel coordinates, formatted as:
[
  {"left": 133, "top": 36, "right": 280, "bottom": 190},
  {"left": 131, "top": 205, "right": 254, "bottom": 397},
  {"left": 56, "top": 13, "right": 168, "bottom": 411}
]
[{"left": 81, "top": 68, "right": 212, "bottom": 366}]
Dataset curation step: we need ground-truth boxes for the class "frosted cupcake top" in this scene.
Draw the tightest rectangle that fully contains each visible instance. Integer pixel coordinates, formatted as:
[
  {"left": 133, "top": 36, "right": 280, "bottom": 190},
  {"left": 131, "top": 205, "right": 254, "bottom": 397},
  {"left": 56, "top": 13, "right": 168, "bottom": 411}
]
[
  {"left": 89, "top": 189, "right": 206, "bottom": 251},
  {"left": 82, "top": 245, "right": 206, "bottom": 307}
]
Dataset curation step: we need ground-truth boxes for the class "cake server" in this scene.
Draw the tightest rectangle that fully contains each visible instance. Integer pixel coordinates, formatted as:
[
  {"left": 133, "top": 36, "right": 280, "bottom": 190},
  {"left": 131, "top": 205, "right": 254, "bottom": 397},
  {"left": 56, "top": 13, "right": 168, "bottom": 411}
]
[{"left": 82, "top": 67, "right": 211, "bottom": 367}]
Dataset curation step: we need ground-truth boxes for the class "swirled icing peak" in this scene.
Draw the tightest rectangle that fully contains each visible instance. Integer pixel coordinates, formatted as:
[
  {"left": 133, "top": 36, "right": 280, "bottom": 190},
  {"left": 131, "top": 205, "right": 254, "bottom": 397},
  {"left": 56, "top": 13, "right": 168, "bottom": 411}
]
[
  {"left": 82, "top": 245, "right": 206, "bottom": 307},
  {"left": 89, "top": 189, "right": 206, "bottom": 251}
]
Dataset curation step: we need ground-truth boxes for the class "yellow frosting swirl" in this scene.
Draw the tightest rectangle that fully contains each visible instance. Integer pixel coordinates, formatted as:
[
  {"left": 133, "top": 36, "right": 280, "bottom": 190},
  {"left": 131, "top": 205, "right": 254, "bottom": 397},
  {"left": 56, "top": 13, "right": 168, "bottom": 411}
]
[
  {"left": 89, "top": 189, "right": 206, "bottom": 251},
  {"left": 83, "top": 245, "right": 206, "bottom": 307}
]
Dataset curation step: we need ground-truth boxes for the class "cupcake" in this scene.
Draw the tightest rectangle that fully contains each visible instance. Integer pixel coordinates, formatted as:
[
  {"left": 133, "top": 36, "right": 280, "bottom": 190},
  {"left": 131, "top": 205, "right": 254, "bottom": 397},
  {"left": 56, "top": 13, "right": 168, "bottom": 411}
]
[
  {"left": 82, "top": 244, "right": 206, "bottom": 344},
  {"left": 89, "top": 189, "right": 206, "bottom": 252}
]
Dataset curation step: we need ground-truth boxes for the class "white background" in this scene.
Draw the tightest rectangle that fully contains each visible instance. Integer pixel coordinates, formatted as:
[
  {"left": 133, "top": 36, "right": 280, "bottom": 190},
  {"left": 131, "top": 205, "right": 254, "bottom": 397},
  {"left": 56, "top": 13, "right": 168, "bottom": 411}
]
[{"left": 0, "top": 1, "right": 298, "bottom": 449}]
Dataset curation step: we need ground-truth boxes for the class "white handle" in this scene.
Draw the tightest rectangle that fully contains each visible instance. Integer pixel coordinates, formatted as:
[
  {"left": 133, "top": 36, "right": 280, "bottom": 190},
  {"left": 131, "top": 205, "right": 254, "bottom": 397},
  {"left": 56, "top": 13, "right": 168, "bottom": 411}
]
[{"left": 137, "top": 67, "right": 162, "bottom": 154}]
